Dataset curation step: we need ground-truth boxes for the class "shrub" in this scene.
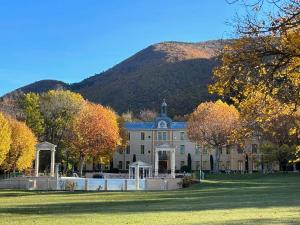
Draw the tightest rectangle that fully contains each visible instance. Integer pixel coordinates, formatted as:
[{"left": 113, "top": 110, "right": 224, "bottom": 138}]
[
  {"left": 65, "top": 180, "right": 76, "bottom": 191},
  {"left": 181, "top": 176, "right": 193, "bottom": 188},
  {"left": 110, "top": 168, "right": 119, "bottom": 173},
  {"left": 180, "top": 165, "right": 189, "bottom": 173}
]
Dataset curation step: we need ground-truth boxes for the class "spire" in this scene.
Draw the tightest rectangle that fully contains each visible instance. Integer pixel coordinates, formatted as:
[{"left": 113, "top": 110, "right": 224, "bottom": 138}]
[{"left": 161, "top": 99, "right": 167, "bottom": 117}]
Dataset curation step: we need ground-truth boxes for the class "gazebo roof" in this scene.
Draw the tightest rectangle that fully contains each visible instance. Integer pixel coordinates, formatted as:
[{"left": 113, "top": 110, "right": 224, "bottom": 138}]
[
  {"left": 35, "top": 141, "right": 57, "bottom": 150},
  {"left": 129, "top": 161, "right": 152, "bottom": 168}
]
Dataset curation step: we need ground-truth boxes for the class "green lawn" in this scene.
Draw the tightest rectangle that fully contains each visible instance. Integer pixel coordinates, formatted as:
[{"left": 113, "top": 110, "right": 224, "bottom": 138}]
[{"left": 0, "top": 173, "right": 299, "bottom": 225}]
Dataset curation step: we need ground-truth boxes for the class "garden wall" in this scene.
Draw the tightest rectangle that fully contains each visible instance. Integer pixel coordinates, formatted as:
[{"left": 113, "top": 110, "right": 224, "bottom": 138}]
[{"left": 0, "top": 177, "right": 182, "bottom": 191}]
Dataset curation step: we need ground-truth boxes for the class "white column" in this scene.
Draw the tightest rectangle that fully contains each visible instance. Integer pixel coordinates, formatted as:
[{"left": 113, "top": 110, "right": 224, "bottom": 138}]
[
  {"left": 155, "top": 150, "right": 159, "bottom": 177},
  {"left": 135, "top": 165, "right": 140, "bottom": 190},
  {"left": 129, "top": 167, "right": 131, "bottom": 179},
  {"left": 50, "top": 150, "right": 55, "bottom": 177},
  {"left": 171, "top": 150, "right": 175, "bottom": 178},
  {"left": 35, "top": 150, "right": 40, "bottom": 177}
]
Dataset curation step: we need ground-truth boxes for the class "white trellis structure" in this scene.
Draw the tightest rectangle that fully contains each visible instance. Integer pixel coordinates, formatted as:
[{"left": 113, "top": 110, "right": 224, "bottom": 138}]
[
  {"left": 129, "top": 161, "right": 152, "bottom": 190},
  {"left": 129, "top": 161, "right": 153, "bottom": 179},
  {"left": 35, "top": 142, "right": 57, "bottom": 177},
  {"left": 155, "top": 144, "right": 176, "bottom": 178}
]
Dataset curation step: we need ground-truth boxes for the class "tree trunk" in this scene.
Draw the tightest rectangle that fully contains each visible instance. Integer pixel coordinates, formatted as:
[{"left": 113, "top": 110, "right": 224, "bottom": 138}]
[{"left": 79, "top": 156, "right": 85, "bottom": 177}]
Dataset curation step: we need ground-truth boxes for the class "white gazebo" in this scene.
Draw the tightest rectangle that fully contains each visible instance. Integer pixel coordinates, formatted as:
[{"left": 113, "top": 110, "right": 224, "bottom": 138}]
[
  {"left": 128, "top": 161, "right": 153, "bottom": 179},
  {"left": 129, "top": 161, "right": 152, "bottom": 190},
  {"left": 155, "top": 144, "right": 176, "bottom": 178},
  {"left": 35, "top": 142, "right": 57, "bottom": 177}
]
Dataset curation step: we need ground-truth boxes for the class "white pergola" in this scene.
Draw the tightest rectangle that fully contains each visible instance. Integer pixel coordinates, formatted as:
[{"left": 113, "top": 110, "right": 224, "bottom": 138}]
[
  {"left": 129, "top": 161, "right": 152, "bottom": 179},
  {"left": 129, "top": 161, "right": 152, "bottom": 190},
  {"left": 154, "top": 144, "right": 176, "bottom": 178},
  {"left": 35, "top": 142, "right": 57, "bottom": 177}
]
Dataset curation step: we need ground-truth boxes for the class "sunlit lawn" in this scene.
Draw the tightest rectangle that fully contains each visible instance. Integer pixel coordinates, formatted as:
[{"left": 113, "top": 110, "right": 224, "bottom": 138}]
[{"left": 0, "top": 173, "right": 299, "bottom": 225}]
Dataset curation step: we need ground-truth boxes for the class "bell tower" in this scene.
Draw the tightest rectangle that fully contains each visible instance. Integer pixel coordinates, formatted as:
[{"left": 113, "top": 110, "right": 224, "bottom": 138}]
[{"left": 161, "top": 99, "right": 167, "bottom": 117}]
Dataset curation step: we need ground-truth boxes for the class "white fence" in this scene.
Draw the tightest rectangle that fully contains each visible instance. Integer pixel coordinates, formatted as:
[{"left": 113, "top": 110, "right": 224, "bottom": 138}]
[{"left": 0, "top": 177, "right": 182, "bottom": 191}]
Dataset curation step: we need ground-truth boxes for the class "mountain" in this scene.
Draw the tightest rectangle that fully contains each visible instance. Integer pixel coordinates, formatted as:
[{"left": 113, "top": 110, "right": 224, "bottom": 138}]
[
  {"left": 3, "top": 80, "right": 69, "bottom": 98},
  {"left": 2, "top": 40, "right": 225, "bottom": 117}
]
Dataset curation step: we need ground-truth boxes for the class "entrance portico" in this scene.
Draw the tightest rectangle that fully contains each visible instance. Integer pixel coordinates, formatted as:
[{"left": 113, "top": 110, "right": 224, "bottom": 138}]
[{"left": 154, "top": 144, "right": 176, "bottom": 178}]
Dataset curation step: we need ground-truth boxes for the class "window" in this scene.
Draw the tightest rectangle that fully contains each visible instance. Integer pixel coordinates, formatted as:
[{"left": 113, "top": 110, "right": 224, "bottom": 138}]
[
  {"left": 252, "top": 144, "right": 258, "bottom": 154},
  {"left": 238, "top": 160, "right": 243, "bottom": 171},
  {"left": 158, "top": 120, "right": 167, "bottom": 128},
  {"left": 141, "top": 132, "right": 145, "bottom": 140},
  {"left": 195, "top": 145, "right": 200, "bottom": 155},
  {"left": 226, "top": 145, "right": 231, "bottom": 155},
  {"left": 180, "top": 145, "right": 185, "bottom": 154},
  {"left": 226, "top": 161, "right": 231, "bottom": 170},
  {"left": 126, "top": 161, "right": 130, "bottom": 170},
  {"left": 126, "top": 145, "right": 130, "bottom": 154},
  {"left": 118, "top": 161, "right": 123, "bottom": 170},
  {"left": 128, "top": 132, "right": 130, "bottom": 140},
  {"left": 157, "top": 131, "right": 167, "bottom": 140},
  {"left": 140, "top": 145, "right": 145, "bottom": 154},
  {"left": 202, "top": 148, "right": 208, "bottom": 155},
  {"left": 180, "top": 132, "right": 185, "bottom": 140},
  {"left": 118, "top": 149, "right": 123, "bottom": 154},
  {"left": 158, "top": 132, "right": 162, "bottom": 140},
  {"left": 237, "top": 144, "right": 244, "bottom": 154},
  {"left": 163, "top": 132, "right": 167, "bottom": 140}
]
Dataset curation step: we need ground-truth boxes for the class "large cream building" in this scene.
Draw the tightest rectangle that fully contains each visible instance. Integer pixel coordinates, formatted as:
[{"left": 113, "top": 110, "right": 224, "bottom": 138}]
[{"left": 113, "top": 101, "right": 276, "bottom": 174}]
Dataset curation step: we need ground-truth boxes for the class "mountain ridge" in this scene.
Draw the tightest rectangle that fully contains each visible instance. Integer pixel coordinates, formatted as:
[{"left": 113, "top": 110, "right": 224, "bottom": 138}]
[{"left": 2, "top": 40, "right": 225, "bottom": 117}]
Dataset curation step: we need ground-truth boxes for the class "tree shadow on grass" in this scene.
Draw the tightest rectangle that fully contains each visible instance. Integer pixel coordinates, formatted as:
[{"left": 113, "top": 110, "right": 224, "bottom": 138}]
[
  {"left": 202, "top": 217, "right": 300, "bottom": 225},
  {"left": 0, "top": 190, "right": 300, "bottom": 215},
  {"left": 0, "top": 173, "right": 299, "bottom": 216}
]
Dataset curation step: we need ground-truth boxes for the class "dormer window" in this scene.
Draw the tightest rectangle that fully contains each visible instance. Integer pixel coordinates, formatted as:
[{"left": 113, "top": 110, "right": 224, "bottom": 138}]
[{"left": 158, "top": 120, "right": 167, "bottom": 129}]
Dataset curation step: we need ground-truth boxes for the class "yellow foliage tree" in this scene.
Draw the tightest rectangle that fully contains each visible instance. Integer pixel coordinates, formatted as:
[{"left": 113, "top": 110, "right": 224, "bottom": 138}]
[
  {"left": 0, "top": 112, "right": 11, "bottom": 166},
  {"left": 209, "top": 1, "right": 300, "bottom": 162},
  {"left": 2, "top": 118, "right": 37, "bottom": 172},
  {"left": 68, "top": 102, "right": 120, "bottom": 176},
  {"left": 187, "top": 100, "right": 241, "bottom": 172},
  {"left": 239, "top": 91, "right": 299, "bottom": 145}
]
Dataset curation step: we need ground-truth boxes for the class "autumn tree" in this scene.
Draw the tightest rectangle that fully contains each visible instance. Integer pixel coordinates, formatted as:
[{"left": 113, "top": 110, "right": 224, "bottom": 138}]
[
  {"left": 210, "top": 0, "right": 300, "bottom": 161},
  {"left": 187, "top": 100, "right": 241, "bottom": 172},
  {"left": 21, "top": 93, "right": 44, "bottom": 138},
  {"left": 260, "top": 141, "right": 297, "bottom": 171},
  {"left": 2, "top": 119, "right": 37, "bottom": 172},
  {"left": 0, "top": 94, "right": 24, "bottom": 120},
  {"left": 68, "top": 102, "right": 120, "bottom": 176},
  {"left": 239, "top": 91, "right": 299, "bottom": 145},
  {"left": 39, "top": 90, "right": 85, "bottom": 162},
  {"left": 121, "top": 111, "right": 134, "bottom": 122},
  {"left": 138, "top": 109, "right": 157, "bottom": 121},
  {"left": 0, "top": 112, "right": 11, "bottom": 166}
]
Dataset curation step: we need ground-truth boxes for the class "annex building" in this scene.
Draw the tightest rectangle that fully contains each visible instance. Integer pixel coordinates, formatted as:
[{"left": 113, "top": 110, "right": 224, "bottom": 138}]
[{"left": 113, "top": 100, "right": 277, "bottom": 175}]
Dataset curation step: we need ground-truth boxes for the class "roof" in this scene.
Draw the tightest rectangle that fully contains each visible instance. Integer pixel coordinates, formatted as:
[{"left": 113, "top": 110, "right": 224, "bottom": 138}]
[
  {"left": 125, "top": 121, "right": 186, "bottom": 130},
  {"left": 129, "top": 161, "right": 152, "bottom": 168},
  {"left": 35, "top": 141, "right": 57, "bottom": 150}
]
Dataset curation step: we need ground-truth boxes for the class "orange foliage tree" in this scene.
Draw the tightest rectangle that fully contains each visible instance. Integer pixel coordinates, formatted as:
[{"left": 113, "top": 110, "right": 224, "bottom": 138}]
[
  {"left": 68, "top": 102, "right": 120, "bottom": 176},
  {"left": 2, "top": 118, "right": 37, "bottom": 172},
  {"left": 0, "top": 112, "right": 11, "bottom": 166},
  {"left": 187, "top": 100, "right": 241, "bottom": 172}
]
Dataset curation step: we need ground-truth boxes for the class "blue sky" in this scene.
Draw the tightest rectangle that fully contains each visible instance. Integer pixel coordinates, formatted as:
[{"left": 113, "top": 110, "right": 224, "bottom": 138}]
[{"left": 0, "top": 0, "right": 245, "bottom": 96}]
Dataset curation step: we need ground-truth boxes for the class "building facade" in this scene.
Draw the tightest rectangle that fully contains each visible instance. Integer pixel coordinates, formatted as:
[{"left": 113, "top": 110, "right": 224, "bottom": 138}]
[{"left": 113, "top": 101, "right": 278, "bottom": 174}]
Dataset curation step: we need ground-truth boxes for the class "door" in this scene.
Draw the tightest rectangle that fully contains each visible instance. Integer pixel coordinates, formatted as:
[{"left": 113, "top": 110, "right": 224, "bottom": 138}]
[
  {"left": 159, "top": 160, "right": 168, "bottom": 173},
  {"left": 210, "top": 155, "right": 214, "bottom": 171}
]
